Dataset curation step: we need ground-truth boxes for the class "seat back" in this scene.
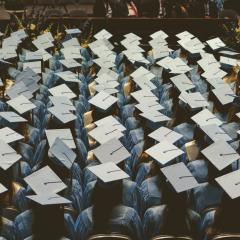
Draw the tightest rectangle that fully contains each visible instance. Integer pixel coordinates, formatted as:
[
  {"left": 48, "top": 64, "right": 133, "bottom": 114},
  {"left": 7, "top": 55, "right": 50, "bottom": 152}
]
[
  {"left": 151, "top": 236, "right": 193, "bottom": 240},
  {"left": 88, "top": 234, "right": 132, "bottom": 240},
  {"left": 212, "top": 234, "right": 240, "bottom": 240}
]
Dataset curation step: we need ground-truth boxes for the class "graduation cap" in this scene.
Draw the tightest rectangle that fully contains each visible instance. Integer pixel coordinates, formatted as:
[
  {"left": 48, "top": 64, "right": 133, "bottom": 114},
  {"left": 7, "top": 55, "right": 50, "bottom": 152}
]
[
  {"left": 170, "top": 74, "right": 195, "bottom": 92},
  {"left": 94, "top": 115, "right": 126, "bottom": 132},
  {"left": 201, "top": 140, "right": 240, "bottom": 170},
  {"left": 161, "top": 162, "right": 199, "bottom": 193},
  {"left": 0, "top": 140, "right": 21, "bottom": 170},
  {"left": 88, "top": 91, "right": 118, "bottom": 111},
  {"left": 24, "top": 166, "right": 67, "bottom": 195},
  {"left": 0, "top": 127, "right": 24, "bottom": 144},
  {"left": 48, "top": 84, "right": 77, "bottom": 100},
  {"left": 0, "top": 111, "right": 27, "bottom": 123},
  {"left": 23, "top": 61, "right": 42, "bottom": 74},
  {"left": 88, "top": 124, "right": 124, "bottom": 144},
  {"left": 49, "top": 138, "right": 76, "bottom": 170},
  {"left": 49, "top": 96, "right": 76, "bottom": 111},
  {"left": 179, "top": 91, "right": 209, "bottom": 109},
  {"left": 45, "top": 129, "right": 76, "bottom": 149},
  {"left": 0, "top": 183, "right": 7, "bottom": 194},
  {"left": 93, "top": 138, "right": 130, "bottom": 165},
  {"left": 206, "top": 37, "right": 226, "bottom": 50},
  {"left": 145, "top": 140, "right": 184, "bottom": 165},
  {"left": 94, "top": 29, "right": 112, "bottom": 40},
  {"left": 216, "top": 169, "right": 240, "bottom": 199},
  {"left": 87, "top": 162, "right": 129, "bottom": 183},
  {"left": 148, "top": 126, "right": 182, "bottom": 144},
  {"left": 212, "top": 85, "right": 235, "bottom": 105},
  {"left": 7, "top": 95, "right": 36, "bottom": 114},
  {"left": 191, "top": 109, "right": 223, "bottom": 127},
  {"left": 59, "top": 59, "right": 81, "bottom": 69},
  {"left": 48, "top": 106, "right": 76, "bottom": 124},
  {"left": 27, "top": 193, "right": 71, "bottom": 206}
]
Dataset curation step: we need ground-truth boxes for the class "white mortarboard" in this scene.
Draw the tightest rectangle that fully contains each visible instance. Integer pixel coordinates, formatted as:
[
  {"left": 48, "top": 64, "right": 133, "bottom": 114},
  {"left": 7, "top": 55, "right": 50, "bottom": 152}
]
[
  {"left": 48, "top": 84, "right": 76, "bottom": 100},
  {"left": 178, "top": 37, "right": 205, "bottom": 54},
  {"left": 62, "top": 38, "right": 80, "bottom": 48},
  {"left": 197, "top": 56, "right": 220, "bottom": 72},
  {"left": 94, "top": 73, "right": 118, "bottom": 84},
  {"left": 236, "top": 112, "right": 240, "bottom": 119},
  {"left": 215, "top": 169, "right": 240, "bottom": 199},
  {"left": 93, "top": 58, "right": 116, "bottom": 69},
  {"left": 11, "top": 29, "right": 27, "bottom": 40},
  {"left": 88, "top": 91, "right": 118, "bottom": 111},
  {"left": 32, "top": 36, "right": 54, "bottom": 50},
  {"left": 149, "top": 37, "right": 168, "bottom": 48},
  {"left": 0, "top": 183, "right": 7, "bottom": 194},
  {"left": 48, "top": 106, "right": 76, "bottom": 124},
  {"left": 25, "top": 49, "right": 51, "bottom": 62},
  {"left": 16, "top": 67, "right": 41, "bottom": 83},
  {"left": 2, "top": 47, "right": 17, "bottom": 60},
  {"left": 132, "top": 76, "right": 157, "bottom": 91},
  {"left": 0, "top": 127, "right": 24, "bottom": 144},
  {"left": 176, "top": 31, "right": 194, "bottom": 40},
  {"left": 202, "top": 68, "right": 227, "bottom": 80},
  {"left": 0, "top": 111, "right": 27, "bottom": 123},
  {"left": 191, "top": 109, "right": 223, "bottom": 127},
  {"left": 89, "top": 124, "right": 124, "bottom": 144},
  {"left": 152, "top": 46, "right": 170, "bottom": 60},
  {"left": 24, "top": 166, "right": 67, "bottom": 195},
  {"left": 179, "top": 91, "right": 209, "bottom": 109},
  {"left": 94, "top": 115, "right": 126, "bottom": 132},
  {"left": 131, "top": 89, "right": 158, "bottom": 104},
  {"left": 88, "top": 162, "right": 129, "bottom": 183},
  {"left": 212, "top": 85, "right": 235, "bottom": 105},
  {"left": 7, "top": 95, "right": 36, "bottom": 114},
  {"left": 121, "top": 38, "right": 141, "bottom": 50},
  {"left": 0, "top": 78, "right": 3, "bottom": 87},
  {"left": 65, "top": 28, "right": 81, "bottom": 35},
  {"left": 94, "top": 29, "right": 112, "bottom": 40},
  {"left": 131, "top": 66, "right": 155, "bottom": 81},
  {"left": 45, "top": 129, "right": 76, "bottom": 149},
  {"left": 59, "top": 59, "right": 81, "bottom": 69},
  {"left": 88, "top": 39, "right": 114, "bottom": 52},
  {"left": 206, "top": 37, "right": 226, "bottom": 50},
  {"left": 135, "top": 101, "right": 164, "bottom": 113},
  {"left": 124, "top": 33, "right": 142, "bottom": 41},
  {"left": 157, "top": 56, "right": 174, "bottom": 69},
  {"left": 168, "top": 58, "right": 192, "bottom": 74},
  {"left": 140, "top": 111, "right": 171, "bottom": 123},
  {"left": 2, "top": 36, "right": 20, "bottom": 49},
  {"left": 220, "top": 56, "right": 237, "bottom": 66},
  {"left": 94, "top": 85, "right": 118, "bottom": 95},
  {"left": 161, "top": 162, "right": 199, "bottom": 193},
  {"left": 93, "top": 138, "right": 130, "bottom": 164},
  {"left": 205, "top": 78, "right": 227, "bottom": 89},
  {"left": 148, "top": 126, "right": 183, "bottom": 144},
  {"left": 170, "top": 74, "right": 195, "bottom": 92},
  {"left": 49, "top": 96, "right": 76, "bottom": 111},
  {"left": 55, "top": 71, "right": 79, "bottom": 83},
  {"left": 49, "top": 138, "right": 76, "bottom": 169},
  {"left": 0, "top": 140, "right": 21, "bottom": 170},
  {"left": 150, "top": 30, "right": 168, "bottom": 40},
  {"left": 38, "top": 32, "right": 54, "bottom": 42},
  {"left": 201, "top": 140, "right": 240, "bottom": 170},
  {"left": 23, "top": 61, "right": 42, "bottom": 74},
  {"left": 145, "top": 140, "right": 184, "bottom": 165},
  {"left": 200, "top": 124, "right": 232, "bottom": 142},
  {"left": 6, "top": 81, "right": 33, "bottom": 100},
  {"left": 27, "top": 193, "right": 71, "bottom": 205},
  {"left": 97, "top": 68, "right": 119, "bottom": 79},
  {"left": 61, "top": 47, "right": 82, "bottom": 60},
  {"left": 27, "top": 49, "right": 52, "bottom": 62}
]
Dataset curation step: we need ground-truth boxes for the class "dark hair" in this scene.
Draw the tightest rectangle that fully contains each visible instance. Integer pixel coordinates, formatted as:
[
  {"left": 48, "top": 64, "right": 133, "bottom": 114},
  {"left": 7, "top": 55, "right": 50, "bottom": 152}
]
[
  {"left": 208, "top": 193, "right": 240, "bottom": 238},
  {"left": 161, "top": 183, "right": 193, "bottom": 236},
  {"left": 32, "top": 203, "right": 66, "bottom": 240},
  {"left": 92, "top": 180, "right": 123, "bottom": 234}
]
